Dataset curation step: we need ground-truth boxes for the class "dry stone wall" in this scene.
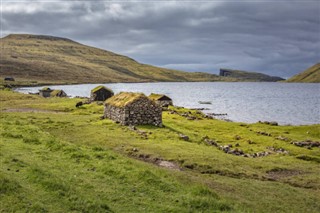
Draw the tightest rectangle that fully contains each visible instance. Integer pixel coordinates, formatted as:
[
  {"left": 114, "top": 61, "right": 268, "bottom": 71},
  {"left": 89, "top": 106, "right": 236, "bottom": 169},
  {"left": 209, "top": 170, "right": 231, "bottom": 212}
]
[
  {"left": 104, "top": 105, "right": 127, "bottom": 124},
  {"left": 104, "top": 97, "right": 162, "bottom": 126}
]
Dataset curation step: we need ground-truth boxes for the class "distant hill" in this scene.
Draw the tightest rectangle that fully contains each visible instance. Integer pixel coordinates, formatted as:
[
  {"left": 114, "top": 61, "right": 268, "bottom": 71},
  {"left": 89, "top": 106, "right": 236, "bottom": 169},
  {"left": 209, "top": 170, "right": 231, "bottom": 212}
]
[
  {"left": 0, "top": 34, "right": 227, "bottom": 84},
  {"left": 286, "top": 63, "right": 320, "bottom": 83},
  {"left": 219, "top": 68, "right": 284, "bottom": 82}
]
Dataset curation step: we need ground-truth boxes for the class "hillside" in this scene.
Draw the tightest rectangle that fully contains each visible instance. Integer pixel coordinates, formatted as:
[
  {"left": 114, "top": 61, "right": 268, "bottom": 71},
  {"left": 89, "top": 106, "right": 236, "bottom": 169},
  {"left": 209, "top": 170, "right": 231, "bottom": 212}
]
[
  {"left": 286, "top": 63, "right": 320, "bottom": 83},
  {"left": 219, "top": 68, "right": 284, "bottom": 82},
  {"left": 0, "top": 34, "right": 227, "bottom": 84}
]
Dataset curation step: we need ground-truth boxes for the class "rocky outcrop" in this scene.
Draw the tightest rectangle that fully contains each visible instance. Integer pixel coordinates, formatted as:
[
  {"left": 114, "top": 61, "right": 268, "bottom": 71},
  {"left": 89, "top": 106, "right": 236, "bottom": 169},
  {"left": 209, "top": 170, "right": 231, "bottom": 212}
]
[
  {"left": 292, "top": 140, "right": 320, "bottom": 148},
  {"left": 202, "top": 136, "right": 289, "bottom": 158}
]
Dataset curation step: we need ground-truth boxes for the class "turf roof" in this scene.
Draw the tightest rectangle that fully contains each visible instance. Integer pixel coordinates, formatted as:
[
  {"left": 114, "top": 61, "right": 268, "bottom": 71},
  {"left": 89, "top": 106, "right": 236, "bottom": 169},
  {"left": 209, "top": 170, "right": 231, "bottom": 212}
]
[
  {"left": 50, "top": 90, "right": 65, "bottom": 97},
  {"left": 105, "top": 92, "right": 147, "bottom": 107},
  {"left": 40, "top": 87, "right": 52, "bottom": 91},
  {"left": 91, "top": 85, "right": 113, "bottom": 93},
  {"left": 149, "top": 93, "right": 165, "bottom": 100}
]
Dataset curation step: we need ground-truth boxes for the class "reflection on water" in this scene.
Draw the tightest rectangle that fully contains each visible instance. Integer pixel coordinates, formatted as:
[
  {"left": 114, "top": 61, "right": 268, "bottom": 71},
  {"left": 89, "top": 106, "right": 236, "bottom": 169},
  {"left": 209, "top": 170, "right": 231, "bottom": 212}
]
[{"left": 16, "top": 82, "right": 320, "bottom": 125}]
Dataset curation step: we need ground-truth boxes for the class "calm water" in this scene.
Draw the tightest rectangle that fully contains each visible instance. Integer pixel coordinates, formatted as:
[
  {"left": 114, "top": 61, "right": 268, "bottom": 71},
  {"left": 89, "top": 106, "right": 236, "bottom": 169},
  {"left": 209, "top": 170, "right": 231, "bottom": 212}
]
[{"left": 16, "top": 82, "right": 320, "bottom": 125}]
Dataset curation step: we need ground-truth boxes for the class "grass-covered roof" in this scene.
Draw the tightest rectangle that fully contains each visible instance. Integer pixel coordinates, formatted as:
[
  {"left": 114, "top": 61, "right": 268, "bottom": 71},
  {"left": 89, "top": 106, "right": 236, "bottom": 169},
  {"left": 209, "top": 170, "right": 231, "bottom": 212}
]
[
  {"left": 40, "top": 87, "right": 52, "bottom": 91},
  {"left": 105, "top": 92, "right": 147, "bottom": 107},
  {"left": 91, "top": 85, "right": 113, "bottom": 93},
  {"left": 149, "top": 93, "right": 172, "bottom": 101},
  {"left": 50, "top": 89, "right": 65, "bottom": 97}
]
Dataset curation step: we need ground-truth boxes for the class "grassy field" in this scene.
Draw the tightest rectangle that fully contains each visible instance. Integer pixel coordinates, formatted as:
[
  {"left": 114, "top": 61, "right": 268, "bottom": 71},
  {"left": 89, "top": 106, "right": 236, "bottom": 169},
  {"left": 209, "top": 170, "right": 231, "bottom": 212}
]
[{"left": 1, "top": 89, "right": 319, "bottom": 212}]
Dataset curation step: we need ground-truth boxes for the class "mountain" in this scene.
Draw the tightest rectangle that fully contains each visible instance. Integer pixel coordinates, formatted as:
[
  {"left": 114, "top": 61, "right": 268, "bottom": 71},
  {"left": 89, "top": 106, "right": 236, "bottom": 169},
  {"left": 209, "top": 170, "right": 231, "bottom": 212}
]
[
  {"left": 286, "top": 63, "right": 320, "bottom": 83},
  {"left": 219, "top": 68, "right": 284, "bottom": 82},
  {"left": 0, "top": 34, "right": 227, "bottom": 84}
]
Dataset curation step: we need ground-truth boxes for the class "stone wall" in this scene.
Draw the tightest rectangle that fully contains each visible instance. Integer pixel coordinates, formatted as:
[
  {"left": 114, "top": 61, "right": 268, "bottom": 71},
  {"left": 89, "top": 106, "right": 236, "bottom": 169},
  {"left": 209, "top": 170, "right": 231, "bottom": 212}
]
[
  {"left": 104, "top": 105, "right": 127, "bottom": 124},
  {"left": 39, "top": 90, "right": 52, "bottom": 98},
  {"left": 104, "top": 97, "right": 162, "bottom": 126}
]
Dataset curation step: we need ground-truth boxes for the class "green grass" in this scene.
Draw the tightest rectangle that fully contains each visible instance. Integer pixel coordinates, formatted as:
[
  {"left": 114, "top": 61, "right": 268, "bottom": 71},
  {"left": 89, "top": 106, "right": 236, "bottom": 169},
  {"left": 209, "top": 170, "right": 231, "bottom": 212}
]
[{"left": 1, "top": 89, "right": 319, "bottom": 212}]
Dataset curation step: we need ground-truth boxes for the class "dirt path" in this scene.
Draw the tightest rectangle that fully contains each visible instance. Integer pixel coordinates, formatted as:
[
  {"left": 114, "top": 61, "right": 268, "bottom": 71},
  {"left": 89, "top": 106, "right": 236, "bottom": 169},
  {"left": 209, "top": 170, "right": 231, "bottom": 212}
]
[{"left": 2, "top": 108, "right": 65, "bottom": 114}]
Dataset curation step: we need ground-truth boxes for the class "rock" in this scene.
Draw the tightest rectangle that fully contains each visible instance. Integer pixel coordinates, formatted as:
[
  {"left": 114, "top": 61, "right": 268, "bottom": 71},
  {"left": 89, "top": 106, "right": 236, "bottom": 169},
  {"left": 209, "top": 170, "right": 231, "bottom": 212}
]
[
  {"left": 187, "top": 116, "right": 196, "bottom": 120},
  {"left": 270, "top": 122, "right": 278, "bottom": 126},
  {"left": 267, "top": 146, "right": 289, "bottom": 154},
  {"left": 204, "top": 139, "right": 218, "bottom": 147},
  {"left": 129, "top": 125, "right": 137, "bottom": 131},
  {"left": 247, "top": 140, "right": 255, "bottom": 144},
  {"left": 75, "top": 101, "right": 83, "bottom": 107},
  {"left": 256, "top": 131, "right": 272, "bottom": 136},
  {"left": 221, "top": 145, "right": 231, "bottom": 153},
  {"left": 259, "top": 121, "right": 278, "bottom": 126},
  {"left": 234, "top": 135, "right": 241, "bottom": 140},
  {"left": 202, "top": 136, "right": 209, "bottom": 141},
  {"left": 275, "top": 136, "right": 289, "bottom": 141},
  {"left": 292, "top": 140, "right": 320, "bottom": 148},
  {"left": 179, "top": 134, "right": 189, "bottom": 141}
]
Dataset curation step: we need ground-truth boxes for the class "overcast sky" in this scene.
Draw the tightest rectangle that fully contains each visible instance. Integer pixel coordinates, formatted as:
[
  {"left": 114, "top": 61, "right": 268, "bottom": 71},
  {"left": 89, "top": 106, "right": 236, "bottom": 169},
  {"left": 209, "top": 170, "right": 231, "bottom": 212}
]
[{"left": 1, "top": 0, "right": 319, "bottom": 78}]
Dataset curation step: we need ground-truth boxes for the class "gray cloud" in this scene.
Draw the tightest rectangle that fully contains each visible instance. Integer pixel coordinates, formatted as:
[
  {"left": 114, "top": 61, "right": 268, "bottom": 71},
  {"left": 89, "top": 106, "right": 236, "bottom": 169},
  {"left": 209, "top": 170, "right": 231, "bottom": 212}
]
[{"left": 1, "top": 0, "right": 319, "bottom": 78}]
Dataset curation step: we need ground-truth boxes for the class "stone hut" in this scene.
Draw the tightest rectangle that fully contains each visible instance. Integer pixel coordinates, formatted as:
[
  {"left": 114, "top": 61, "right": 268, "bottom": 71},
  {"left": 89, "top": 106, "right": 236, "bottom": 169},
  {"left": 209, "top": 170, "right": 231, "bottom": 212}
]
[
  {"left": 50, "top": 89, "right": 67, "bottom": 97},
  {"left": 4, "top": 77, "right": 15, "bottom": 81},
  {"left": 90, "top": 85, "right": 114, "bottom": 101},
  {"left": 149, "top": 93, "right": 173, "bottom": 107},
  {"left": 104, "top": 92, "right": 162, "bottom": 126},
  {"left": 219, "top": 69, "right": 232, "bottom": 77},
  {"left": 39, "top": 87, "right": 53, "bottom": 98}
]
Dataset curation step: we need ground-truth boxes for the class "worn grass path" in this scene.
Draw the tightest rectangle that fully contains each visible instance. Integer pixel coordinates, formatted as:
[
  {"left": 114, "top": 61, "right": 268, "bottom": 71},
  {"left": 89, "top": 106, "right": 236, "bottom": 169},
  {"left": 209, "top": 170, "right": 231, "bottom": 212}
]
[{"left": 1, "top": 90, "right": 319, "bottom": 212}]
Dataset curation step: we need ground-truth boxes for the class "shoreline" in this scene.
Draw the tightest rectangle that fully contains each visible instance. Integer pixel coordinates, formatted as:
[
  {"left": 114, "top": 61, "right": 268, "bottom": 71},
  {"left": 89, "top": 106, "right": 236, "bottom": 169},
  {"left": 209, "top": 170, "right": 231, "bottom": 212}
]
[{"left": 13, "top": 82, "right": 319, "bottom": 126}]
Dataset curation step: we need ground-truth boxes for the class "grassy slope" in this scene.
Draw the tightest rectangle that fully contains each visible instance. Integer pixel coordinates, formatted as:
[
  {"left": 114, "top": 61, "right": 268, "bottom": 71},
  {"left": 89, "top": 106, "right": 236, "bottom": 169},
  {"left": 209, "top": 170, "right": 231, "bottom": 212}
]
[
  {"left": 0, "top": 34, "right": 229, "bottom": 85},
  {"left": 0, "top": 90, "right": 319, "bottom": 212},
  {"left": 286, "top": 63, "right": 320, "bottom": 83}
]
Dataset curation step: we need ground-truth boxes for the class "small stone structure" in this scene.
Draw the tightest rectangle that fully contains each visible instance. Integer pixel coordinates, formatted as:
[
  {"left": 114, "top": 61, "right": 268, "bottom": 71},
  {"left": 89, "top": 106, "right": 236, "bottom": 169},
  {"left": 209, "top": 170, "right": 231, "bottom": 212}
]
[
  {"left": 39, "top": 87, "right": 53, "bottom": 98},
  {"left": 149, "top": 93, "right": 173, "bottom": 107},
  {"left": 4, "top": 77, "right": 15, "bottom": 81},
  {"left": 39, "top": 87, "right": 67, "bottom": 98},
  {"left": 90, "top": 85, "right": 114, "bottom": 101},
  {"left": 50, "top": 89, "right": 67, "bottom": 97},
  {"left": 219, "top": 69, "right": 231, "bottom": 77},
  {"left": 104, "top": 92, "right": 162, "bottom": 126}
]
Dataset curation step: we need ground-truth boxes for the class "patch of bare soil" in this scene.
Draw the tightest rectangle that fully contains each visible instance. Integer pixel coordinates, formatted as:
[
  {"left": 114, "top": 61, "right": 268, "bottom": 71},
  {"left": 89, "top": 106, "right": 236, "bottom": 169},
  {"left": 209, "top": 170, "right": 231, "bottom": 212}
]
[
  {"left": 266, "top": 168, "right": 302, "bottom": 180},
  {"left": 156, "top": 160, "right": 181, "bottom": 170},
  {"left": 128, "top": 151, "right": 181, "bottom": 171},
  {"left": 2, "top": 108, "right": 65, "bottom": 113}
]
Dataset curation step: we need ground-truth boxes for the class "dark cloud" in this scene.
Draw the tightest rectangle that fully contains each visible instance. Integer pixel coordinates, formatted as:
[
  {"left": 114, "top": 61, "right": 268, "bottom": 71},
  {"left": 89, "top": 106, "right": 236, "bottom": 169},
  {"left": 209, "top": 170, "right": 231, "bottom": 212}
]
[{"left": 1, "top": 0, "right": 319, "bottom": 78}]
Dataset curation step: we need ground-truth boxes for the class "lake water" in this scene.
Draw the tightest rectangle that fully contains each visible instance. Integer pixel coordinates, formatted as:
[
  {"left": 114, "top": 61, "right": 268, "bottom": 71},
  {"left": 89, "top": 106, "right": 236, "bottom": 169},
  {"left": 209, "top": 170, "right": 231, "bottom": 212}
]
[{"left": 16, "top": 82, "right": 320, "bottom": 125}]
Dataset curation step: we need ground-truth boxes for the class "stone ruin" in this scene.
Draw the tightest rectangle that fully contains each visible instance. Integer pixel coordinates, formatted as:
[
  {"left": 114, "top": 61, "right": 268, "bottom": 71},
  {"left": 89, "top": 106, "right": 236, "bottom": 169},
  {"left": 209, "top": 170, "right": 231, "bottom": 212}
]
[{"left": 104, "top": 92, "right": 162, "bottom": 127}]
